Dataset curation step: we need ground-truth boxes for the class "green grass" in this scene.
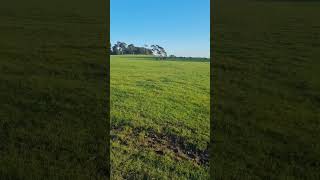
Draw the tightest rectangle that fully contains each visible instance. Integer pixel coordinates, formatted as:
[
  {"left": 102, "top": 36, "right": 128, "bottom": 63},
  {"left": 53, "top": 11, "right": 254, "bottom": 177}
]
[
  {"left": 213, "top": 0, "right": 320, "bottom": 178},
  {"left": 0, "top": 0, "right": 108, "bottom": 179},
  {"left": 110, "top": 55, "right": 210, "bottom": 179}
]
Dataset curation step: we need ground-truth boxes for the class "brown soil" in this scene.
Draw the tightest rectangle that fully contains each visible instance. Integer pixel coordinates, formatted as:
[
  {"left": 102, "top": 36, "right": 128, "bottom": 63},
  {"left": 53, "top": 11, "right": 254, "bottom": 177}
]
[{"left": 111, "top": 126, "right": 209, "bottom": 166}]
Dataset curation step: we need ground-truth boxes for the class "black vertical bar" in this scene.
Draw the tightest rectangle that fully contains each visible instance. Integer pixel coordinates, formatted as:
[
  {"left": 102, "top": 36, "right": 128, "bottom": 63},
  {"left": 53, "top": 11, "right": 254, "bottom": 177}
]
[
  {"left": 210, "top": 0, "right": 214, "bottom": 178},
  {"left": 106, "top": 0, "right": 111, "bottom": 178}
]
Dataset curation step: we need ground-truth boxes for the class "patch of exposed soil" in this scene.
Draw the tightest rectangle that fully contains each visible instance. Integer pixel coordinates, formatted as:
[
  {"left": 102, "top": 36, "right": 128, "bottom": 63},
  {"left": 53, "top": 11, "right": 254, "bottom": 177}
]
[{"left": 111, "top": 126, "right": 209, "bottom": 166}]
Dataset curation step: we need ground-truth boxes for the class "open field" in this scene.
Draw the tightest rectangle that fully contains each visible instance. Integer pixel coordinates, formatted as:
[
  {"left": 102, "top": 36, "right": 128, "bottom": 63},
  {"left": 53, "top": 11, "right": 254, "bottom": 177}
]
[
  {"left": 0, "top": 0, "right": 107, "bottom": 179},
  {"left": 213, "top": 0, "right": 320, "bottom": 178},
  {"left": 111, "top": 55, "right": 210, "bottom": 179}
]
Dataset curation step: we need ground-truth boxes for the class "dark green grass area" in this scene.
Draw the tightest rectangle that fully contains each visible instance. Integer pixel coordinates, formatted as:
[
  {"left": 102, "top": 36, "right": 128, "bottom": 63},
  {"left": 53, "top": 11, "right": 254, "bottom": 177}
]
[
  {"left": 0, "top": 0, "right": 108, "bottom": 179},
  {"left": 111, "top": 55, "right": 210, "bottom": 179},
  {"left": 213, "top": 0, "right": 320, "bottom": 179}
]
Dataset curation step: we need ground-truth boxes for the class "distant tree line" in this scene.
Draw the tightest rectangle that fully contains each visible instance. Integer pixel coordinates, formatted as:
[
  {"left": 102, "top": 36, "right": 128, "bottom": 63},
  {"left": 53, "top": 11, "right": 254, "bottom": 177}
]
[
  {"left": 110, "top": 41, "right": 167, "bottom": 59},
  {"left": 110, "top": 41, "right": 209, "bottom": 61}
]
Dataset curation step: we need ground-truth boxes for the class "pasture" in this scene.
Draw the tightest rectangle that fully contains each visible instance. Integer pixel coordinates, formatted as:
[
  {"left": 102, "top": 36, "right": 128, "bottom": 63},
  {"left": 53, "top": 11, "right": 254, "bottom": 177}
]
[{"left": 110, "top": 55, "right": 210, "bottom": 179}]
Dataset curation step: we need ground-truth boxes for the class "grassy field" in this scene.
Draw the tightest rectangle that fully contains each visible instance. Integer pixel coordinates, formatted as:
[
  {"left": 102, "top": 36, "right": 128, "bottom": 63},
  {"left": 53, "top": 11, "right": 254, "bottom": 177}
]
[
  {"left": 213, "top": 0, "right": 320, "bottom": 178},
  {"left": 0, "top": 0, "right": 108, "bottom": 179},
  {"left": 110, "top": 55, "right": 210, "bottom": 179}
]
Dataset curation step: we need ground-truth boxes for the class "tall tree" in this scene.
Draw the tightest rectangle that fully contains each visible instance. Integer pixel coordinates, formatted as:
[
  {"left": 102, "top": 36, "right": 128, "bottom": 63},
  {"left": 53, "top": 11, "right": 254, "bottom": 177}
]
[
  {"left": 151, "top": 45, "right": 167, "bottom": 60},
  {"left": 127, "top": 44, "right": 136, "bottom": 55},
  {"left": 118, "top": 42, "right": 127, "bottom": 55}
]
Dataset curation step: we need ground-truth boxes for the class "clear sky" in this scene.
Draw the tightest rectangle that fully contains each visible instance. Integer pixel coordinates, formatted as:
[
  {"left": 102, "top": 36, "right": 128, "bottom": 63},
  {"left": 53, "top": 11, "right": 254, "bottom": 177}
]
[{"left": 111, "top": 0, "right": 210, "bottom": 58}]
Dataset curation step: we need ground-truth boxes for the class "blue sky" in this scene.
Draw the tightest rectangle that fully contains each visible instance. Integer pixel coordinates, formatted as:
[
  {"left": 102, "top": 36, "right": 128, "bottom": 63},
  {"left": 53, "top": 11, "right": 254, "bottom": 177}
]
[{"left": 111, "top": 0, "right": 210, "bottom": 58}]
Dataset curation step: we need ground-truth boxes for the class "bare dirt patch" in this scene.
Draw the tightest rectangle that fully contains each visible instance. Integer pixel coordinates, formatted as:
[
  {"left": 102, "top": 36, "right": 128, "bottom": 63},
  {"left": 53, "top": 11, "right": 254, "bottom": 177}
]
[
  {"left": 143, "top": 131, "right": 209, "bottom": 166},
  {"left": 111, "top": 126, "right": 209, "bottom": 166}
]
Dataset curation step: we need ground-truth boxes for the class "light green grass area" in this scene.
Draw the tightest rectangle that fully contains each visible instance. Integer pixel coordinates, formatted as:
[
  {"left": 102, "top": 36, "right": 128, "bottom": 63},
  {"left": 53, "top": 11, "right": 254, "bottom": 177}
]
[
  {"left": 111, "top": 55, "right": 210, "bottom": 179},
  {"left": 213, "top": 0, "right": 320, "bottom": 178}
]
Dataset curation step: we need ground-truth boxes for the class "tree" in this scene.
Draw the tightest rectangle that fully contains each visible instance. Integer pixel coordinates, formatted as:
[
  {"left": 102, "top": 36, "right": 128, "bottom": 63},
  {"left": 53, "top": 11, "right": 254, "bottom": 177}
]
[
  {"left": 151, "top": 45, "right": 167, "bottom": 60},
  {"left": 127, "top": 44, "right": 136, "bottom": 54},
  {"left": 117, "top": 41, "right": 127, "bottom": 55},
  {"left": 110, "top": 42, "right": 169, "bottom": 57},
  {"left": 112, "top": 43, "right": 120, "bottom": 55},
  {"left": 110, "top": 42, "right": 113, "bottom": 54}
]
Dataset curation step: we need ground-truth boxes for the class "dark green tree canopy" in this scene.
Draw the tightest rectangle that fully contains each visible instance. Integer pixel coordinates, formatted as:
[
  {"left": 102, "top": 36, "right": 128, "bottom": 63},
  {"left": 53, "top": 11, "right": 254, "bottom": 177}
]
[{"left": 110, "top": 42, "right": 164, "bottom": 56}]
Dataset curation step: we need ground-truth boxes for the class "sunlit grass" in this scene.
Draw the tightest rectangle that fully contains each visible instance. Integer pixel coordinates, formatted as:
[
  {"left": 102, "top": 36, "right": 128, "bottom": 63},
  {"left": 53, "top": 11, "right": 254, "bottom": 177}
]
[{"left": 111, "top": 55, "right": 210, "bottom": 179}]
